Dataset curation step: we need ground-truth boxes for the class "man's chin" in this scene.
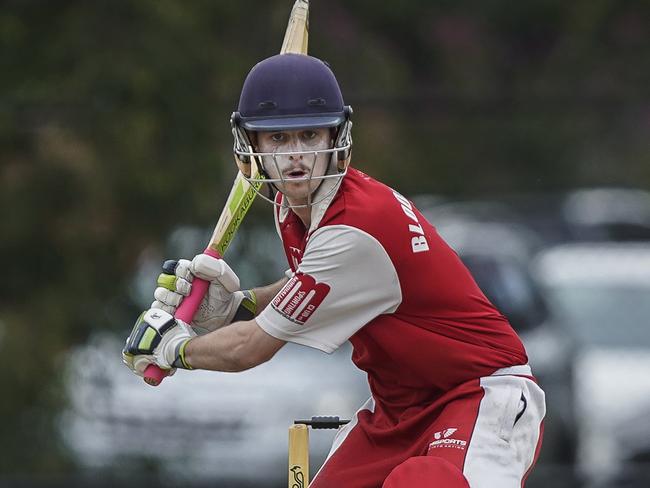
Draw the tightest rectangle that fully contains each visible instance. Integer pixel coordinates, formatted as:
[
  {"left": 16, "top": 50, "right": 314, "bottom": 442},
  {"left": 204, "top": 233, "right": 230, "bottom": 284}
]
[{"left": 279, "top": 182, "right": 311, "bottom": 199}]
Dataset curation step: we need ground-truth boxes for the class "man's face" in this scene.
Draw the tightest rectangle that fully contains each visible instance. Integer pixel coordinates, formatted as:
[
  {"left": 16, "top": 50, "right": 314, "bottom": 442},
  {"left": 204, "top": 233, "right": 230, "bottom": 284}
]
[{"left": 255, "top": 128, "right": 332, "bottom": 204}]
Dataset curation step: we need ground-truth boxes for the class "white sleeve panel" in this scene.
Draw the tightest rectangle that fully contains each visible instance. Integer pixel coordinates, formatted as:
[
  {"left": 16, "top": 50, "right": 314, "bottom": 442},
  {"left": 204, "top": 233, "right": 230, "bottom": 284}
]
[
  {"left": 256, "top": 225, "right": 402, "bottom": 353},
  {"left": 273, "top": 203, "right": 282, "bottom": 239}
]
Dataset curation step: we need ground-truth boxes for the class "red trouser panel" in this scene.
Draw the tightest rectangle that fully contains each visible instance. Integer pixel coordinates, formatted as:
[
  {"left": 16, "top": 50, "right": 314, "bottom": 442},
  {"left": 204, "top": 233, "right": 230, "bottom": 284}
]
[
  {"left": 382, "top": 456, "right": 471, "bottom": 488},
  {"left": 309, "top": 379, "right": 484, "bottom": 488}
]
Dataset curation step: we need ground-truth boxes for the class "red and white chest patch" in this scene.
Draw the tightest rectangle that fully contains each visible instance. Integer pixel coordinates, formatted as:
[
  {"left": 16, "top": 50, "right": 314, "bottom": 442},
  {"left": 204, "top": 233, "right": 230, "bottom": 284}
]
[{"left": 272, "top": 273, "right": 330, "bottom": 325}]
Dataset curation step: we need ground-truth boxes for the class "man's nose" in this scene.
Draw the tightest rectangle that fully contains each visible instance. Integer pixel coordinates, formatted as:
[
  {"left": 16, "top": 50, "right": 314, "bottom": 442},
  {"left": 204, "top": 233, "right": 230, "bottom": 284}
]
[{"left": 287, "top": 135, "right": 303, "bottom": 159}]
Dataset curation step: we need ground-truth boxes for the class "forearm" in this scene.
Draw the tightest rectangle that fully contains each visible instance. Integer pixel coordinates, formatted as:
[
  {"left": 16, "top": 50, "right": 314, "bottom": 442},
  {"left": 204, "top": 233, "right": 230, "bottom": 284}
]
[
  {"left": 184, "top": 318, "right": 284, "bottom": 372},
  {"left": 250, "top": 277, "right": 289, "bottom": 314},
  {"left": 181, "top": 276, "right": 288, "bottom": 372}
]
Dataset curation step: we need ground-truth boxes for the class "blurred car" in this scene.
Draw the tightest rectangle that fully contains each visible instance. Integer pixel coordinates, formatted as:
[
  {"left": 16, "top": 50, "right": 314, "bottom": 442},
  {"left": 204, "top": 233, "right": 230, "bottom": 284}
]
[
  {"left": 500, "top": 187, "right": 650, "bottom": 245},
  {"left": 560, "top": 188, "right": 650, "bottom": 242},
  {"left": 534, "top": 242, "right": 650, "bottom": 487},
  {"left": 60, "top": 334, "right": 370, "bottom": 485},
  {"left": 414, "top": 197, "right": 544, "bottom": 248},
  {"left": 422, "top": 210, "right": 580, "bottom": 470},
  {"left": 417, "top": 187, "right": 650, "bottom": 248}
]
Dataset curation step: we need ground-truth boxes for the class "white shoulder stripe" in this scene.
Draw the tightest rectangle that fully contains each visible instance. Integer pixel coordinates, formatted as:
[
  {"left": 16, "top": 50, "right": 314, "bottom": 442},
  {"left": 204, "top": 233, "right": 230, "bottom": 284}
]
[{"left": 307, "top": 224, "right": 402, "bottom": 314}]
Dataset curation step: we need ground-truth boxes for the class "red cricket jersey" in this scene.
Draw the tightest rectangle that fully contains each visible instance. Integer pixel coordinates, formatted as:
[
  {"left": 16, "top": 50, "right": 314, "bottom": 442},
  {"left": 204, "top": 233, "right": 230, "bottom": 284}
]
[{"left": 257, "top": 168, "right": 528, "bottom": 408}]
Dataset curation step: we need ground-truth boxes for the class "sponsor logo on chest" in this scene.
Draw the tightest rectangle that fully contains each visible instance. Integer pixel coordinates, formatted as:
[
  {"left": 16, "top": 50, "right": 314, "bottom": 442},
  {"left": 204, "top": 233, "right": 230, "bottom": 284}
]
[
  {"left": 392, "top": 191, "right": 430, "bottom": 254},
  {"left": 272, "top": 273, "right": 330, "bottom": 325}
]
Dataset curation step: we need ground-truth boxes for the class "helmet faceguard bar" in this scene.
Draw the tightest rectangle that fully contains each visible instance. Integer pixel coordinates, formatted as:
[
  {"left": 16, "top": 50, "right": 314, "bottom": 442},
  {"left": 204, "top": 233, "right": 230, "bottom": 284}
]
[
  {"left": 233, "top": 144, "right": 351, "bottom": 161},
  {"left": 230, "top": 118, "right": 352, "bottom": 209}
]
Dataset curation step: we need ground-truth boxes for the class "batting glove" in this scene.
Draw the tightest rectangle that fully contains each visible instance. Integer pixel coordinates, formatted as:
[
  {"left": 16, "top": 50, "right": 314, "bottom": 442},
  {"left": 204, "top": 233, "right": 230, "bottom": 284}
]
[
  {"left": 122, "top": 308, "right": 196, "bottom": 377},
  {"left": 151, "top": 254, "right": 257, "bottom": 334}
]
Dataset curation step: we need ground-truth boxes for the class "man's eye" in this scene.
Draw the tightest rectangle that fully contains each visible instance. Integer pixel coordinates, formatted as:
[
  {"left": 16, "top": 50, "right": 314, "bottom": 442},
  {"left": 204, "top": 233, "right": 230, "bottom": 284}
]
[
  {"left": 270, "top": 133, "right": 285, "bottom": 142},
  {"left": 302, "top": 131, "right": 317, "bottom": 140}
]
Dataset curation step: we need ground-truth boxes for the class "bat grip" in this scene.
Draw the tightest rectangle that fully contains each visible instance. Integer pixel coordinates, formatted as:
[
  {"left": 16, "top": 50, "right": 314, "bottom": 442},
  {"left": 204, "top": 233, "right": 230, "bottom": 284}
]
[{"left": 143, "top": 247, "right": 222, "bottom": 386}]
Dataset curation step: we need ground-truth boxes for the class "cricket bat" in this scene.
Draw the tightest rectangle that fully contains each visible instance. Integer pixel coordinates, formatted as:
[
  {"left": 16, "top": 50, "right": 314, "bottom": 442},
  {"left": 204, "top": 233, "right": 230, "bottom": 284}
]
[{"left": 143, "top": 0, "right": 310, "bottom": 386}]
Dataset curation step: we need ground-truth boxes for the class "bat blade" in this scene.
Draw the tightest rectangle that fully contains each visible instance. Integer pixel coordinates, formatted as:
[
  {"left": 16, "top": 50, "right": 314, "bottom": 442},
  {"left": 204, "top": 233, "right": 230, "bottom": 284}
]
[
  {"left": 209, "top": 167, "right": 263, "bottom": 257},
  {"left": 143, "top": 0, "right": 310, "bottom": 386}
]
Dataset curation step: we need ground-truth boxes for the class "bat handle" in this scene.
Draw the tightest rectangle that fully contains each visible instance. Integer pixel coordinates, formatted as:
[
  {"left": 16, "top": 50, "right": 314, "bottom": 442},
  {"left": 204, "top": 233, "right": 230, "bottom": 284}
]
[{"left": 143, "top": 247, "right": 222, "bottom": 386}]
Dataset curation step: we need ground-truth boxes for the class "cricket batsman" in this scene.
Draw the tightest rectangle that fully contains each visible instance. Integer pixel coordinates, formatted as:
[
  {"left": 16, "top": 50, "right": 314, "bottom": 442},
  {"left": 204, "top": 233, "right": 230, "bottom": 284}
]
[{"left": 123, "top": 53, "right": 546, "bottom": 487}]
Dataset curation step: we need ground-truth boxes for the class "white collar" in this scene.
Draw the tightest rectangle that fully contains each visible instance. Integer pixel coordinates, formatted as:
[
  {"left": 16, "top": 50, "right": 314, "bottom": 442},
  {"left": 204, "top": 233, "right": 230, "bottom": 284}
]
[{"left": 277, "top": 176, "right": 343, "bottom": 234}]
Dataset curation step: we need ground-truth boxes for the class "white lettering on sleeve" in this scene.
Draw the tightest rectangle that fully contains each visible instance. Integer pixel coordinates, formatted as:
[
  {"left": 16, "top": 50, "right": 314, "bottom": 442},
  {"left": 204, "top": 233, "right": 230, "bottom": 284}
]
[
  {"left": 412, "top": 236, "right": 430, "bottom": 253},
  {"left": 392, "top": 191, "right": 430, "bottom": 254}
]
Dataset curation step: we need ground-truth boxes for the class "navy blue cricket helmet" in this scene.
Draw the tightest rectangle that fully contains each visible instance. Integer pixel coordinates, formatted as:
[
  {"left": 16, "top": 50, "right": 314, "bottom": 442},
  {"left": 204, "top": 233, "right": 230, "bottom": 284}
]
[{"left": 233, "top": 53, "right": 351, "bottom": 131}]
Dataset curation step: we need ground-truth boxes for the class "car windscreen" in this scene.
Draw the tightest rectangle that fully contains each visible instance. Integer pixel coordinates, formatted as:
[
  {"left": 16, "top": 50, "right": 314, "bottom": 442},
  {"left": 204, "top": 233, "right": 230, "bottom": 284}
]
[
  {"left": 461, "top": 255, "right": 549, "bottom": 333},
  {"left": 544, "top": 285, "right": 650, "bottom": 347}
]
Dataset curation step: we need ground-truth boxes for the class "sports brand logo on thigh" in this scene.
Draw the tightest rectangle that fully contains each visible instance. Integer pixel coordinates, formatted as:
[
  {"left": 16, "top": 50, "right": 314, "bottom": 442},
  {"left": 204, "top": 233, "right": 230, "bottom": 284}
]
[
  {"left": 428, "top": 427, "right": 468, "bottom": 451},
  {"left": 272, "top": 273, "right": 330, "bottom": 325}
]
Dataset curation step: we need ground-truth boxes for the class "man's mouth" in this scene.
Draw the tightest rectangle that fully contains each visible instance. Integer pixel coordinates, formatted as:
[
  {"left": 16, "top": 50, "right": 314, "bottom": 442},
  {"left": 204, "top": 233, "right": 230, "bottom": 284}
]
[{"left": 284, "top": 168, "right": 309, "bottom": 179}]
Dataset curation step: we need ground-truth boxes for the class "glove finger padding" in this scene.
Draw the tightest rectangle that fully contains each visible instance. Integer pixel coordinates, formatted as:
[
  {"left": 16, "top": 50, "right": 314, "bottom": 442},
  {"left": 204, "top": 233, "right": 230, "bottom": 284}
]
[
  {"left": 150, "top": 300, "right": 176, "bottom": 315},
  {"left": 174, "top": 277, "right": 191, "bottom": 296},
  {"left": 174, "top": 259, "right": 193, "bottom": 282},
  {"left": 190, "top": 254, "right": 240, "bottom": 292},
  {"left": 156, "top": 272, "right": 191, "bottom": 297},
  {"left": 154, "top": 287, "right": 183, "bottom": 307}
]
